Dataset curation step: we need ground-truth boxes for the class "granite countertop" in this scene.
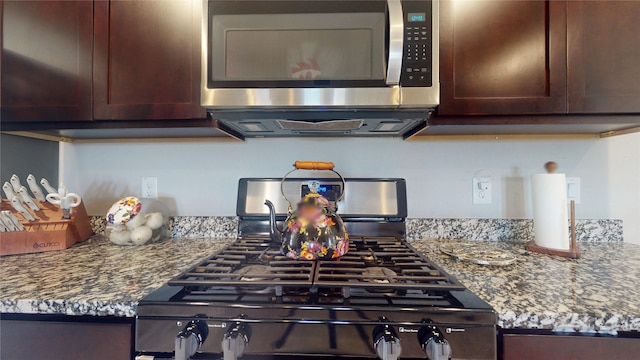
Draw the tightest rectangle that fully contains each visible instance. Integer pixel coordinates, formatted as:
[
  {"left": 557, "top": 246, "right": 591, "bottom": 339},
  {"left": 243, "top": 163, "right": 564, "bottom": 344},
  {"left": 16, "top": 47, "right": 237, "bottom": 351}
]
[
  {"left": 410, "top": 240, "right": 640, "bottom": 334},
  {"left": 1, "top": 236, "right": 639, "bottom": 334},
  {"left": 0, "top": 236, "right": 233, "bottom": 317}
]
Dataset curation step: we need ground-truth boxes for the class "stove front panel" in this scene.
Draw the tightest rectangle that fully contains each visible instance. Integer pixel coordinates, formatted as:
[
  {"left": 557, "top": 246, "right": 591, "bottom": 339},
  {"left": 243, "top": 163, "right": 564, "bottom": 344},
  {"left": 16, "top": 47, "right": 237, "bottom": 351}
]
[
  {"left": 137, "top": 301, "right": 497, "bottom": 359},
  {"left": 137, "top": 316, "right": 496, "bottom": 359}
]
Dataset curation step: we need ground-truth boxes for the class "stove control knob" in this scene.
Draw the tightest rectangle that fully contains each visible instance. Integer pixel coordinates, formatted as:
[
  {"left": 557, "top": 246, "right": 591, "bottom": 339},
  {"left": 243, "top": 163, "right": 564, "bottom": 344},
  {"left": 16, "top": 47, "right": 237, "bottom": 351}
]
[
  {"left": 372, "top": 317, "right": 402, "bottom": 360},
  {"left": 418, "top": 325, "right": 451, "bottom": 360},
  {"left": 175, "top": 320, "right": 209, "bottom": 360},
  {"left": 222, "top": 317, "right": 251, "bottom": 360}
]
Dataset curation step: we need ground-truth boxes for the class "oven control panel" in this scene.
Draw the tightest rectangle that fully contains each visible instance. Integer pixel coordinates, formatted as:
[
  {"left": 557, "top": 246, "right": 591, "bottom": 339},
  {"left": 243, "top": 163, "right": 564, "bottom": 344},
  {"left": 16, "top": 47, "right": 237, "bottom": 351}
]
[
  {"left": 301, "top": 181, "right": 342, "bottom": 202},
  {"left": 401, "top": 0, "right": 433, "bottom": 87},
  {"left": 136, "top": 313, "right": 495, "bottom": 359}
]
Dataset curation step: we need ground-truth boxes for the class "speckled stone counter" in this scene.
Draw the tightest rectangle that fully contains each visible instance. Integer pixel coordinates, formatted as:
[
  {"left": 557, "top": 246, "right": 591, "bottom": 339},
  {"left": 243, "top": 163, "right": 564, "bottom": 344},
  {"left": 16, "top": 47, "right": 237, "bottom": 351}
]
[
  {"left": 410, "top": 239, "right": 640, "bottom": 333},
  {"left": 2, "top": 236, "right": 639, "bottom": 334},
  {"left": 0, "top": 236, "right": 232, "bottom": 317},
  {"left": 89, "top": 216, "right": 624, "bottom": 242}
]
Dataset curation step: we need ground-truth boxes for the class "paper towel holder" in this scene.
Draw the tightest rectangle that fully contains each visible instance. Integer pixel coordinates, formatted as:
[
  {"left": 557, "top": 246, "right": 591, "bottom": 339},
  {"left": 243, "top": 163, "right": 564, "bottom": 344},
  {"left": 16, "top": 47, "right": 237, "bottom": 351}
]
[
  {"left": 526, "top": 199, "right": 581, "bottom": 259},
  {"left": 526, "top": 162, "right": 581, "bottom": 258},
  {"left": 543, "top": 161, "right": 558, "bottom": 174}
]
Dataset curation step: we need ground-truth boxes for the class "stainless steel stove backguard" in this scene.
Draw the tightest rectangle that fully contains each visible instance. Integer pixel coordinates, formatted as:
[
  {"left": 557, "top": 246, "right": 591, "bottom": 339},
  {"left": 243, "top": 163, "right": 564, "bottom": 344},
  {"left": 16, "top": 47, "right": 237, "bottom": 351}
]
[{"left": 236, "top": 178, "right": 408, "bottom": 220}]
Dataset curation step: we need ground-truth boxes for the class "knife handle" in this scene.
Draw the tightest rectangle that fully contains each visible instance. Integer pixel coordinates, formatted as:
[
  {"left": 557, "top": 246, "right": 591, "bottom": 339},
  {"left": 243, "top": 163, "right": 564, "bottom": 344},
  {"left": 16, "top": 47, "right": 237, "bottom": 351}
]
[
  {"left": 2, "top": 211, "right": 24, "bottom": 231},
  {"left": 10, "top": 174, "right": 21, "bottom": 192},
  {"left": 0, "top": 216, "right": 8, "bottom": 232},
  {"left": 40, "top": 178, "right": 57, "bottom": 194},
  {"left": 19, "top": 187, "right": 40, "bottom": 211},
  {"left": 10, "top": 196, "right": 36, "bottom": 221},
  {"left": 27, "top": 175, "right": 47, "bottom": 202},
  {"left": 294, "top": 161, "right": 335, "bottom": 171},
  {"left": 3, "top": 182, "right": 18, "bottom": 200}
]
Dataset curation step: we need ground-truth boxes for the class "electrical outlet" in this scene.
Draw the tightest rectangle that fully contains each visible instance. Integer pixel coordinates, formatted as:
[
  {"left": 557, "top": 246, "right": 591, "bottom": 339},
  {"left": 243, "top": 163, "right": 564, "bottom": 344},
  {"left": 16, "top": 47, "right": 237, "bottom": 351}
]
[
  {"left": 473, "top": 177, "right": 492, "bottom": 204},
  {"left": 141, "top": 177, "right": 158, "bottom": 199},
  {"left": 567, "top": 177, "right": 581, "bottom": 204}
]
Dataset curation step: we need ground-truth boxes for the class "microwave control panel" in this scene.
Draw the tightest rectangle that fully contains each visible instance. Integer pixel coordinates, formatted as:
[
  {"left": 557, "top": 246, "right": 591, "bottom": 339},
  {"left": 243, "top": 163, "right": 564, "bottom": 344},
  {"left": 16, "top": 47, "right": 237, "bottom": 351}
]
[{"left": 401, "top": 0, "right": 433, "bottom": 87}]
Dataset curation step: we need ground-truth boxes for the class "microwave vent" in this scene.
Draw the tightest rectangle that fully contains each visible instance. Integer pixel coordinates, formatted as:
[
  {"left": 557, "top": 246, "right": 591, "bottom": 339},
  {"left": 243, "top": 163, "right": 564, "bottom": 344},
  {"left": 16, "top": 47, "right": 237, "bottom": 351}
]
[
  {"left": 374, "top": 122, "right": 404, "bottom": 132},
  {"left": 239, "top": 122, "right": 268, "bottom": 132},
  {"left": 276, "top": 119, "right": 364, "bottom": 131}
]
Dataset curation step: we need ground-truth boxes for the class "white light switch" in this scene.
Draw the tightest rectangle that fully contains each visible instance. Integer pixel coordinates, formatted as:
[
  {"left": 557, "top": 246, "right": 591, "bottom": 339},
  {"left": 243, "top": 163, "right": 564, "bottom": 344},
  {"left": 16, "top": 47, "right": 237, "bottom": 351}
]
[{"left": 567, "top": 177, "right": 581, "bottom": 204}]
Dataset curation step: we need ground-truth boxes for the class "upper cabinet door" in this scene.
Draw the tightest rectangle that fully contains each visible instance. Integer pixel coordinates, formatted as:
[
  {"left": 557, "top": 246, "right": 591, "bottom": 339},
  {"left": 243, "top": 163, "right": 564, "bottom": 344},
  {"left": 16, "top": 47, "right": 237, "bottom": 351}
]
[
  {"left": 439, "top": 0, "right": 567, "bottom": 115},
  {"left": 1, "top": 0, "right": 93, "bottom": 122},
  {"left": 93, "top": 0, "right": 204, "bottom": 120},
  {"left": 567, "top": 1, "right": 640, "bottom": 113}
]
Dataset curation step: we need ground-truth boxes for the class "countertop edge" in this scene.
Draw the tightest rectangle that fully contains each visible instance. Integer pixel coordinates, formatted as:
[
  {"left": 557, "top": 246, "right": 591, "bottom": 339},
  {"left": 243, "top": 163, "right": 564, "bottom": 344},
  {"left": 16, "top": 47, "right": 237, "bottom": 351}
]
[
  {"left": 2, "top": 238, "right": 639, "bottom": 334},
  {"left": 3, "top": 303, "right": 638, "bottom": 335},
  {"left": 1, "top": 299, "right": 137, "bottom": 317}
]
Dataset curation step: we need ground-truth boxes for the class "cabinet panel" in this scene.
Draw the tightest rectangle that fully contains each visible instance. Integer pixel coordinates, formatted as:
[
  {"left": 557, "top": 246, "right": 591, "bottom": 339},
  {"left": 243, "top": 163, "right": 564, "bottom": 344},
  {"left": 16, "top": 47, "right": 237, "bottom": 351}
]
[
  {"left": 0, "top": 0, "right": 93, "bottom": 122},
  {"left": 502, "top": 334, "right": 640, "bottom": 360},
  {"left": 439, "top": 0, "right": 567, "bottom": 115},
  {"left": 0, "top": 320, "right": 132, "bottom": 360},
  {"left": 93, "top": 0, "right": 204, "bottom": 120},
  {"left": 567, "top": 1, "right": 640, "bottom": 113}
]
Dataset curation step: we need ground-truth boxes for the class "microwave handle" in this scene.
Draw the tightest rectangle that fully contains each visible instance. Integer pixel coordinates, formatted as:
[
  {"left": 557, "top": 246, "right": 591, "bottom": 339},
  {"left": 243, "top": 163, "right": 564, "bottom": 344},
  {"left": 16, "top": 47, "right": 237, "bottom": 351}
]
[{"left": 386, "top": 0, "right": 404, "bottom": 85}]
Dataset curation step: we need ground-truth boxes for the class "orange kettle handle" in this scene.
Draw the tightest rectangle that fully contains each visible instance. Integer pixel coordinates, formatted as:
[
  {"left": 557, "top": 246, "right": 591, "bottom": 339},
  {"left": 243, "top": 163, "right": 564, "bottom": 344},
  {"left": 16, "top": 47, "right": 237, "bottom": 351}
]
[
  {"left": 294, "top": 161, "right": 335, "bottom": 171},
  {"left": 280, "top": 161, "right": 344, "bottom": 210}
]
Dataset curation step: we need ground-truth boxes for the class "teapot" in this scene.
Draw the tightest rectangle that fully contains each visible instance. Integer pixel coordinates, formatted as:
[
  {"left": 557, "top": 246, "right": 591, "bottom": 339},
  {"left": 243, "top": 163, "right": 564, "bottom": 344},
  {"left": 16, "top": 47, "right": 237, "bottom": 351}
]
[{"left": 264, "top": 161, "right": 349, "bottom": 260}]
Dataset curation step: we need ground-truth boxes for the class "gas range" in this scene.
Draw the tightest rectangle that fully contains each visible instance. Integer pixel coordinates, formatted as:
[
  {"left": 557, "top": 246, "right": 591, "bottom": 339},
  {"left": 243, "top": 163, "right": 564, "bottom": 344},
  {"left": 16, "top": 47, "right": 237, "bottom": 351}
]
[{"left": 136, "top": 178, "right": 497, "bottom": 360}]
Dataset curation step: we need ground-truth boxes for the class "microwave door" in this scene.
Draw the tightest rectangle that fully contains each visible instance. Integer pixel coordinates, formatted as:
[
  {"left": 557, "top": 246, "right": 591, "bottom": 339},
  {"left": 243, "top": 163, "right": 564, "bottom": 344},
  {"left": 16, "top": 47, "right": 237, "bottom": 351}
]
[
  {"left": 203, "top": 0, "right": 402, "bottom": 108},
  {"left": 386, "top": 0, "right": 404, "bottom": 85}
]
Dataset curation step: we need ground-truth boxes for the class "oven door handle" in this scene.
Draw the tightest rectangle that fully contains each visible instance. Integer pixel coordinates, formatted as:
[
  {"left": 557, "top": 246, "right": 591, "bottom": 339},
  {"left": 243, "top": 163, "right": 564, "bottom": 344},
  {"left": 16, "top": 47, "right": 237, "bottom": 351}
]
[{"left": 386, "top": 0, "right": 404, "bottom": 86}]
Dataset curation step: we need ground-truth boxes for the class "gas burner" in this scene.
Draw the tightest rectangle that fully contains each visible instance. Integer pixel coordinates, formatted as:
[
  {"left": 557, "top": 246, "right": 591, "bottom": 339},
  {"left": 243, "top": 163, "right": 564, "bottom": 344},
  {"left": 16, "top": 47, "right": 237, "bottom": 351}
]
[
  {"left": 362, "top": 267, "right": 397, "bottom": 284},
  {"left": 233, "top": 265, "right": 273, "bottom": 293},
  {"left": 235, "top": 265, "right": 270, "bottom": 282},
  {"left": 361, "top": 248, "right": 385, "bottom": 266},
  {"left": 361, "top": 267, "right": 398, "bottom": 294}
]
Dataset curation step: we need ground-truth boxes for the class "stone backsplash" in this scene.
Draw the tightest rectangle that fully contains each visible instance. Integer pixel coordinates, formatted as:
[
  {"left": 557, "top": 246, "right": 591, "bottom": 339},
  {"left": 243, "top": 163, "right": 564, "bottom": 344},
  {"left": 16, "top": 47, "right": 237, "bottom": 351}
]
[{"left": 90, "top": 216, "right": 623, "bottom": 242}]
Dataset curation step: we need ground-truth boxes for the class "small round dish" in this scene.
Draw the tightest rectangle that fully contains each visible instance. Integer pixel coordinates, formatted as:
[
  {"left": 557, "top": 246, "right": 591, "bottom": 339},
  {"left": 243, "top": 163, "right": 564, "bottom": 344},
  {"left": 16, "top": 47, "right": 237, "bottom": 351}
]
[{"left": 439, "top": 242, "right": 516, "bottom": 266}]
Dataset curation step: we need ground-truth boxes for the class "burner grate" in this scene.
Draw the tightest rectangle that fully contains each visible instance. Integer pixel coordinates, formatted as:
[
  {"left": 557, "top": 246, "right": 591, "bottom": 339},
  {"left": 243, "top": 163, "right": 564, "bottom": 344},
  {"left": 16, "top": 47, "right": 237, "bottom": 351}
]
[
  {"left": 168, "top": 237, "right": 316, "bottom": 289},
  {"left": 313, "top": 237, "right": 465, "bottom": 292},
  {"left": 169, "top": 236, "right": 465, "bottom": 300}
]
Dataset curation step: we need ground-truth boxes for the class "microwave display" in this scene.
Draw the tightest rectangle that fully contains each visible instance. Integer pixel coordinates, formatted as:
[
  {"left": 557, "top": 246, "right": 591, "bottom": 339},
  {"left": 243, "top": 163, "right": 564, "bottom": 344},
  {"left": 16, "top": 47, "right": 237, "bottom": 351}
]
[{"left": 408, "top": 12, "right": 426, "bottom": 22}]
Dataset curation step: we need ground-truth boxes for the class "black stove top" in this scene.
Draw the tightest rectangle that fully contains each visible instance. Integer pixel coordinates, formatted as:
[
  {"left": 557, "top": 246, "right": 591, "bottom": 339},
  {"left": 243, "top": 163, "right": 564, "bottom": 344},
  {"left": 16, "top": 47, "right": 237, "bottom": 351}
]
[{"left": 168, "top": 236, "right": 467, "bottom": 308}]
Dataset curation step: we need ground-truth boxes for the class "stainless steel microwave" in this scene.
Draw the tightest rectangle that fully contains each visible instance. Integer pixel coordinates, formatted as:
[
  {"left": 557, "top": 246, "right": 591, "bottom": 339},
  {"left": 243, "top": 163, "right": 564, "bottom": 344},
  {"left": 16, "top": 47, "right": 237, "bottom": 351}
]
[{"left": 201, "top": 0, "right": 439, "bottom": 138}]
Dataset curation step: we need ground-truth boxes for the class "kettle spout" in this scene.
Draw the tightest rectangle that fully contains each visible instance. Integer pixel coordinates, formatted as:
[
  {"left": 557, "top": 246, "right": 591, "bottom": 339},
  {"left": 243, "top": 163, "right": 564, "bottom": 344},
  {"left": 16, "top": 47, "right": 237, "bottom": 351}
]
[{"left": 264, "top": 200, "right": 283, "bottom": 242}]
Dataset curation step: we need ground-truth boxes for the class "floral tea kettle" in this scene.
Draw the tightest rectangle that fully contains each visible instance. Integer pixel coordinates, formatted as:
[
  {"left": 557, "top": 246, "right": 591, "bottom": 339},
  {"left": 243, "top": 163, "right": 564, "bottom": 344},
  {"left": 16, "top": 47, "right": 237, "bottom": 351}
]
[{"left": 264, "top": 161, "right": 349, "bottom": 260}]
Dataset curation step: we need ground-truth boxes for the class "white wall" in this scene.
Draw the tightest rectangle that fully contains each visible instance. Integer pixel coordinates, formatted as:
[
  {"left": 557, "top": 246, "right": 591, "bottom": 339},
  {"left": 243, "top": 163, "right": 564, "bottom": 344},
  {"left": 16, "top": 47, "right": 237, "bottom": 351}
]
[{"left": 60, "top": 133, "right": 640, "bottom": 244}]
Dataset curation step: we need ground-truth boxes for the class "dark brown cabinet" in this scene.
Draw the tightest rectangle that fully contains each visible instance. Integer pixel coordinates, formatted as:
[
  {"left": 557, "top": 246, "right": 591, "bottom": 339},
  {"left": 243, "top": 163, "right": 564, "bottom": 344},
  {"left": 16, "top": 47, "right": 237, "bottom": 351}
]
[
  {"left": 93, "top": 0, "right": 204, "bottom": 120},
  {"left": 1, "top": 0, "right": 639, "bottom": 133},
  {"left": 567, "top": 1, "right": 640, "bottom": 113},
  {"left": 1, "top": 318, "right": 133, "bottom": 360},
  {"left": 438, "top": 0, "right": 567, "bottom": 115},
  {"left": 502, "top": 333, "right": 640, "bottom": 360},
  {"left": 439, "top": 0, "right": 640, "bottom": 117},
  {"left": 0, "top": 0, "right": 93, "bottom": 122}
]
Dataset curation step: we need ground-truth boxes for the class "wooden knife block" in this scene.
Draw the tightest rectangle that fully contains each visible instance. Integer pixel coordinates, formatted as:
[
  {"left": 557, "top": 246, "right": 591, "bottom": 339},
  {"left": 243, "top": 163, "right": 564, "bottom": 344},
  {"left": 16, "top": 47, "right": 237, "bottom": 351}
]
[{"left": 0, "top": 199, "right": 93, "bottom": 256}]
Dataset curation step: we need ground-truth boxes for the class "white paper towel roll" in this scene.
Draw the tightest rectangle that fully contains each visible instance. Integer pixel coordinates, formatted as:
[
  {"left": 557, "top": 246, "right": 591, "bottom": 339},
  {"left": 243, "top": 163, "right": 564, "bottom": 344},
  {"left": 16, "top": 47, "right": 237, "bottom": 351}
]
[{"left": 531, "top": 173, "right": 570, "bottom": 250}]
